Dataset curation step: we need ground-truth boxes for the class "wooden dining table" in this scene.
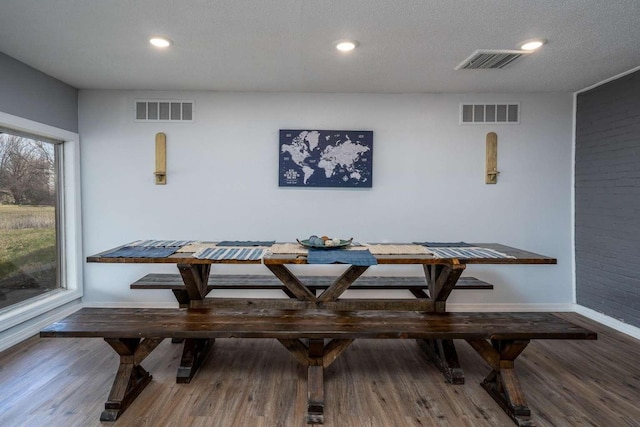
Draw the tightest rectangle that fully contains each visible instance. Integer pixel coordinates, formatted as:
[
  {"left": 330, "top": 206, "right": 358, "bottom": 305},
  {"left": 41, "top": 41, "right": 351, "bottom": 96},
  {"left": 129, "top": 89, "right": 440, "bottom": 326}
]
[{"left": 87, "top": 242, "right": 556, "bottom": 385}]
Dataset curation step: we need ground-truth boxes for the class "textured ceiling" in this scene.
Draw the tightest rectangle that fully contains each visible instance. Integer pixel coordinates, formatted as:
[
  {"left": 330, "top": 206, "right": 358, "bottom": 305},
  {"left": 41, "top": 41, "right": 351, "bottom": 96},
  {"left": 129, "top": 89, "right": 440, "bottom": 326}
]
[{"left": 0, "top": 0, "right": 639, "bottom": 93}]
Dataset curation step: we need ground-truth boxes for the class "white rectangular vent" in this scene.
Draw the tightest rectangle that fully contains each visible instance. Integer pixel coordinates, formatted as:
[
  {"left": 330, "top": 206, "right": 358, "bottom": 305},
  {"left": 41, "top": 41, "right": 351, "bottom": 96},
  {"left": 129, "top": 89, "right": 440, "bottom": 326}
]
[
  {"left": 455, "top": 50, "right": 528, "bottom": 70},
  {"left": 135, "top": 100, "right": 194, "bottom": 122},
  {"left": 460, "top": 103, "right": 519, "bottom": 124}
]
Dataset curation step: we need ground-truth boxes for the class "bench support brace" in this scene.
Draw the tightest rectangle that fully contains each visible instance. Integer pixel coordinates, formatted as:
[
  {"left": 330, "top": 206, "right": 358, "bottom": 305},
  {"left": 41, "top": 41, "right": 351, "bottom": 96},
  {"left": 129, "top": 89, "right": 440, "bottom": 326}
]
[
  {"left": 467, "top": 339, "right": 533, "bottom": 427},
  {"left": 101, "top": 337, "right": 163, "bottom": 421}
]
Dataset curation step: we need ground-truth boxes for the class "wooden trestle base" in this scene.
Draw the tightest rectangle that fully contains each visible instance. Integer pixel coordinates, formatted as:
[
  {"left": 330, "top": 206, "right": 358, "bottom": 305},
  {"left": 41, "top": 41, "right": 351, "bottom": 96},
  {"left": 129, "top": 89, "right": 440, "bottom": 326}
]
[
  {"left": 99, "top": 337, "right": 163, "bottom": 421},
  {"left": 418, "top": 338, "right": 465, "bottom": 384},
  {"left": 96, "top": 336, "right": 541, "bottom": 425},
  {"left": 40, "top": 308, "right": 595, "bottom": 426},
  {"left": 176, "top": 338, "right": 213, "bottom": 383},
  {"left": 468, "top": 339, "right": 535, "bottom": 427}
]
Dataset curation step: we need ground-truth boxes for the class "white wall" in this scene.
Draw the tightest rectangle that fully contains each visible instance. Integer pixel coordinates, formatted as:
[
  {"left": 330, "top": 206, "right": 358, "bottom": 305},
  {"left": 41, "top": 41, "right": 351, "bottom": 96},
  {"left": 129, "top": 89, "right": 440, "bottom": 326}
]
[{"left": 79, "top": 90, "right": 573, "bottom": 308}]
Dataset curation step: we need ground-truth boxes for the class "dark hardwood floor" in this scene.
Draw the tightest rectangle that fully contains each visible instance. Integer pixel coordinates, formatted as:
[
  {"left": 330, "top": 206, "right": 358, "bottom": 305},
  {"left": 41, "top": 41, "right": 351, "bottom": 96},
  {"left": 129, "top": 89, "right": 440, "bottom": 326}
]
[{"left": 1, "top": 313, "right": 639, "bottom": 426}]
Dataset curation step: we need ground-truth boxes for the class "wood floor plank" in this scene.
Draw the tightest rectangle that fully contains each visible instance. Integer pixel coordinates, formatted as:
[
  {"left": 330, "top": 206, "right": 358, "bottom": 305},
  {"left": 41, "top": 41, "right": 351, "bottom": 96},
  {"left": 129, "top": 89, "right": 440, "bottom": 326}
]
[{"left": 1, "top": 313, "right": 639, "bottom": 426}]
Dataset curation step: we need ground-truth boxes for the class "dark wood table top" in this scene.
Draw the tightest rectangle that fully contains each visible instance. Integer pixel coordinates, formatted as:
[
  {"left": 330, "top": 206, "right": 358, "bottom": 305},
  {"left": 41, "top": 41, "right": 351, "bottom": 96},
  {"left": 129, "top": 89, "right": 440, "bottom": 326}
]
[{"left": 86, "top": 242, "right": 556, "bottom": 265}]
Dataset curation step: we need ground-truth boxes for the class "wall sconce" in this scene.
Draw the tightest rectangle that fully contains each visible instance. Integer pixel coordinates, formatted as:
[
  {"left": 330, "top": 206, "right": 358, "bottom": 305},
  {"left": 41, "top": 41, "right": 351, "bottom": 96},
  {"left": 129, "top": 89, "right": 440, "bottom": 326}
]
[
  {"left": 155, "top": 132, "right": 166, "bottom": 185},
  {"left": 486, "top": 132, "right": 499, "bottom": 184}
]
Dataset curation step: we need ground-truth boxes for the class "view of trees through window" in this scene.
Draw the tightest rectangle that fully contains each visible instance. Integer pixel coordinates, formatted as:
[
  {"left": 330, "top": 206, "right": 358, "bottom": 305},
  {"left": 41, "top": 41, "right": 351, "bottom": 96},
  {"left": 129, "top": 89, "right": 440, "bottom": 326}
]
[{"left": 0, "top": 131, "right": 59, "bottom": 310}]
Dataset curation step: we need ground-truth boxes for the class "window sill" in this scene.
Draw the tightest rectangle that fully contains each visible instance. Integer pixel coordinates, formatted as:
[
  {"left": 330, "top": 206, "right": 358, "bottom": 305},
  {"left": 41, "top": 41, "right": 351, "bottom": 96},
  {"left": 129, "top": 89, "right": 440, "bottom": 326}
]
[{"left": 0, "top": 288, "right": 82, "bottom": 333}]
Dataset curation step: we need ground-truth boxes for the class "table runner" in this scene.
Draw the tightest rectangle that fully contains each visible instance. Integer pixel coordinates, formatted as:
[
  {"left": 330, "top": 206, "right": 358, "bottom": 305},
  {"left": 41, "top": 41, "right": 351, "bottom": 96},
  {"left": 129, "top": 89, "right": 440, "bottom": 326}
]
[{"left": 307, "top": 249, "right": 378, "bottom": 266}]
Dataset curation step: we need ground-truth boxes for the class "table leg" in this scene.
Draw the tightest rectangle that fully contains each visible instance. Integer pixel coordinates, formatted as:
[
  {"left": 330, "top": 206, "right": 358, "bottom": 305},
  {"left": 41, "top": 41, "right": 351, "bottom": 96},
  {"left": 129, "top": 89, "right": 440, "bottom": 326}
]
[
  {"left": 100, "top": 338, "right": 163, "bottom": 421},
  {"left": 175, "top": 264, "right": 213, "bottom": 382},
  {"left": 316, "top": 265, "right": 369, "bottom": 302},
  {"left": 467, "top": 339, "right": 533, "bottom": 426},
  {"left": 418, "top": 338, "right": 464, "bottom": 384},
  {"left": 265, "top": 264, "right": 317, "bottom": 301},
  {"left": 307, "top": 339, "right": 325, "bottom": 424},
  {"left": 277, "top": 338, "right": 354, "bottom": 424},
  {"left": 418, "top": 262, "right": 466, "bottom": 384},
  {"left": 177, "top": 263, "right": 211, "bottom": 304},
  {"left": 177, "top": 338, "right": 213, "bottom": 383}
]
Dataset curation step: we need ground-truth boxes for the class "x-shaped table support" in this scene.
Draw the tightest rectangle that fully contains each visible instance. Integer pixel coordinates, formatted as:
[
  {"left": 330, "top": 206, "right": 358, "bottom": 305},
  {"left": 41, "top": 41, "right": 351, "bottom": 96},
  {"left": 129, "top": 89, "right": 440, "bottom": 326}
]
[
  {"left": 101, "top": 337, "right": 164, "bottom": 421},
  {"left": 417, "top": 261, "right": 467, "bottom": 384},
  {"left": 466, "top": 339, "right": 533, "bottom": 426},
  {"left": 266, "top": 263, "right": 369, "bottom": 424},
  {"left": 173, "top": 263, "right": 213, "bottom": 383}
]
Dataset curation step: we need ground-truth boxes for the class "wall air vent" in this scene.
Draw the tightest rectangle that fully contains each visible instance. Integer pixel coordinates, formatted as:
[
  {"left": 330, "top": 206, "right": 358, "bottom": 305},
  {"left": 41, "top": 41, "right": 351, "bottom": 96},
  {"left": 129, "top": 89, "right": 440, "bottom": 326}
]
[
  {"left": 455, "top": 50, "right": 529, "bottom": 70},
  {"left": 135, "top": 100, "right": 194, "bottom": 122},
  {"left": 460, "top": 103, "right": 519, "bottom": 124}
]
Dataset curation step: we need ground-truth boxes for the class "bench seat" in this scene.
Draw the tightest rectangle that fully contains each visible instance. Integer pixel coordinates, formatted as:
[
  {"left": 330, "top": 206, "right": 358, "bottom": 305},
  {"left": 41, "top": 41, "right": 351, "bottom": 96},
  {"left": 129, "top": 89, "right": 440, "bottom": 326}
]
[
  {"left": 40, "top": 307, "right": 589, "bottom": 340},
  {"left": 130, "top": 273, "right": 494, "bottom": 292},
  {"left": 41, "top": 308, "right": 596, "bottom": 426}
]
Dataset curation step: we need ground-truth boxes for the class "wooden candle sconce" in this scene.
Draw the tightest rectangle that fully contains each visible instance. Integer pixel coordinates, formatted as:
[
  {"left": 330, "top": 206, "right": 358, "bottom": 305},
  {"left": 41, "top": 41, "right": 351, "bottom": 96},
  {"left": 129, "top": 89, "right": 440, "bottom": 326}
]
[
  {"left": 155, "top": 132, "right": 166, "bottom": 185},
  {"left": 486, "top": 132, "right": 499, "bottom": 184}
]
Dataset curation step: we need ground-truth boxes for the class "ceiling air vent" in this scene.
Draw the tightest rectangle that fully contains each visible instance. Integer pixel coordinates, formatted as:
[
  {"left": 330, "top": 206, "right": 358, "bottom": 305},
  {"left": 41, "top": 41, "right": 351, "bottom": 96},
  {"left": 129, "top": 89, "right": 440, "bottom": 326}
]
[
  {"left": 455, "top": 50, "right": 529, "bottom": 70},
  {"left": 135, "top": 100, "right": 194, "bottom": 122}
]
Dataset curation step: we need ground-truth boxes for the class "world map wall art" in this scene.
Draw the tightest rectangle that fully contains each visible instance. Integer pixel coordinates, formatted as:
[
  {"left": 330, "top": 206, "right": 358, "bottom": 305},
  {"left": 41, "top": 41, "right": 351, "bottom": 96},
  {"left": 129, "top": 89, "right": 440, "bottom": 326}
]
[{"left": 279, "top": 129, "right": 373, "bottom": 188}]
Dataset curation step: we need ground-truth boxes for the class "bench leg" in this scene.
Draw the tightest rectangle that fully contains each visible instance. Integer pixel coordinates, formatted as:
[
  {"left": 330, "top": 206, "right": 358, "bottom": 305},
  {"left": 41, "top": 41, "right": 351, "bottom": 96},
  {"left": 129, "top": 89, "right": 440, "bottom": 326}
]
[
  {"left": 418, "top": 338, "right": 465, "bottom": 384},
  {"left": 466, "top": 339, "right": 533, "bottom": 426},
  {"left": 101, "top": 337, "right": 163, "bottom": 421},
  {"left": 177, "top": 338, "right": 213, "bottom": 383}
]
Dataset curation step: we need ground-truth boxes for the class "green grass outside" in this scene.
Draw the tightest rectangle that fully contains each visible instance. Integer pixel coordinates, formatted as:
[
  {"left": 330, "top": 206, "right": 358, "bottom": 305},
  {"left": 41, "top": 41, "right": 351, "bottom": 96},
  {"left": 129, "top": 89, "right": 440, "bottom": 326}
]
[
  {"left": 0, "top": 205, "right": 56, "bottom": 281},
  {"left": 0, "top": 205, "right": 55, "bottom": 230}
]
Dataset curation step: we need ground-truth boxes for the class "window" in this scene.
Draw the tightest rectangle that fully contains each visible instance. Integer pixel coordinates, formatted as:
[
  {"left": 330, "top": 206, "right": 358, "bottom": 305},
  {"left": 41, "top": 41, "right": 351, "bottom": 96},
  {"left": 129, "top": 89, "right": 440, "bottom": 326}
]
[
  {"left": 0, "top": 130, "right": 62, "bottom": 310},
  {"left": 0, "top": 112, "right": 82, "bottom": 350}
]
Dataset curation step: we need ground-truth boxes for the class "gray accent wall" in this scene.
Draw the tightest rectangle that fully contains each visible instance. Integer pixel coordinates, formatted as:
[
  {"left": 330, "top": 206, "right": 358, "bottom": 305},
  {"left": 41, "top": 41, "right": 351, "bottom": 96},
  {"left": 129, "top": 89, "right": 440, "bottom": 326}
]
[
  {"left": 575, "top": 70, "right": 640, "bottom": 326},
  {"left": 0, "top": 52, "right": 78, "bottom": 132}
]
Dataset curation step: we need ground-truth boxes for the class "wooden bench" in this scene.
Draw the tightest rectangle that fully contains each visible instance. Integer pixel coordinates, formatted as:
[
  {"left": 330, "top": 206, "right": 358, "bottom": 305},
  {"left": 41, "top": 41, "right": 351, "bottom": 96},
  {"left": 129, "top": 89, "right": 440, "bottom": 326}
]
[
  {"left": 40, "top": 307, "right": 596, "bottom": 426},
  {"left": 131, "top": 273, "right": 494, "bottom": 307}
]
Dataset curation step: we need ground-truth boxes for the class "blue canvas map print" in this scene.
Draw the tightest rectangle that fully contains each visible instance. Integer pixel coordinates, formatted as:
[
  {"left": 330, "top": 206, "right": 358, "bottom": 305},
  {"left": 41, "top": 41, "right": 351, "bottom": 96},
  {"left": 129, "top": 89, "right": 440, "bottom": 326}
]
[{"left": 279, "top": 129, "right": 373, "bottom": 188}]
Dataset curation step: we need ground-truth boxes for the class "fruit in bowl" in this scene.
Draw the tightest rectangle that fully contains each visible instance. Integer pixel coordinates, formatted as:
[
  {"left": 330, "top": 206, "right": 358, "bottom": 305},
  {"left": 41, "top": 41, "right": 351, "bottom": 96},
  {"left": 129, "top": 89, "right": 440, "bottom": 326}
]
[{"left": 323, "top": 237, "right": 342, "bottom": 247}]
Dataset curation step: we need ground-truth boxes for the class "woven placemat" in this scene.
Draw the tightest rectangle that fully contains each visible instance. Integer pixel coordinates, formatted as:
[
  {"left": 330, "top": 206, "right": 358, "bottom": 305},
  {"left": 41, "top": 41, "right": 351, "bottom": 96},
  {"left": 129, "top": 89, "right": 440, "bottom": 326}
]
[
  {"left": 130, "top": 239, "right": 195, "bottom": 248},
  {"left": 192, "top": 247, "right": 265, "bottom": 260},
  {"left": 177, "top": 242, "right": 214, "bottom": 253},
  {"left": 268, "top": 243, "right": 308, "bottom": 255},
  {"left": 179, "top": 243, "right": 274, "bottom": 253},
  {"left": 362, "top": 244, "right": 432, "bottom": 255},
  {"left": 428, "top": 247, "right": 515, "bottom": 259}
]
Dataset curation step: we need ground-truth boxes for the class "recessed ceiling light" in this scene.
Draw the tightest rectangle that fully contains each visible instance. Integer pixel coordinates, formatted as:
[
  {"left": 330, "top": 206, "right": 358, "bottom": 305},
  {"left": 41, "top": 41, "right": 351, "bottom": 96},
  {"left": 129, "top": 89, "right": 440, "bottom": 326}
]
[
  {"left": 335, "top": 40, "right": 358, "bottom": 52},
  {"left": 150, "top": 37, "right": 172, "bottom": 48},
  {"left": 519, "top": 39, "right": 546, "bottom": 51}
]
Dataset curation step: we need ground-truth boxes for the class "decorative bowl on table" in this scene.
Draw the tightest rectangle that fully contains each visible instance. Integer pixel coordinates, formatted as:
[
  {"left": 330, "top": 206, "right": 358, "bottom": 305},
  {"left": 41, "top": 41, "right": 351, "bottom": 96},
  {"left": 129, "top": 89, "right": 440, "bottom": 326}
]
[{"left": 297, "top": 236, "right": 353, "bottom": 249}]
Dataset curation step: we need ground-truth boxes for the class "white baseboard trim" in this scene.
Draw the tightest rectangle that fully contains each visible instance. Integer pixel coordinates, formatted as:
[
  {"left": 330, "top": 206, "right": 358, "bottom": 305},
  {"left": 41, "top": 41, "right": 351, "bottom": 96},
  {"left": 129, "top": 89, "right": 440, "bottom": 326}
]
[
  {"left": 574, "top": 304, "right": 640, "bottom": 341},
  {"left": 447, "top": 303, "right": 575, "bottom": 312},
  {"left": 82, "top": 301, "right": 178, "bottom": 308},
  {"left": 0, "top": 301, "right": 83, "bottom": 353},
  {"left": 81, "top": 302, "right": 577, "bottom": 311}
]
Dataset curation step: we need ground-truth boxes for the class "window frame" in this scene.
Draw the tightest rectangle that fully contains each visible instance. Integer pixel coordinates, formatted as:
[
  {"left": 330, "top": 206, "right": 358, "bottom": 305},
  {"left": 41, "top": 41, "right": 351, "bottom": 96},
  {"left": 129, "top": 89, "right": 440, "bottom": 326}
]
[{"left": 0, "top": 111, "right": 83, "bottom": 339}]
